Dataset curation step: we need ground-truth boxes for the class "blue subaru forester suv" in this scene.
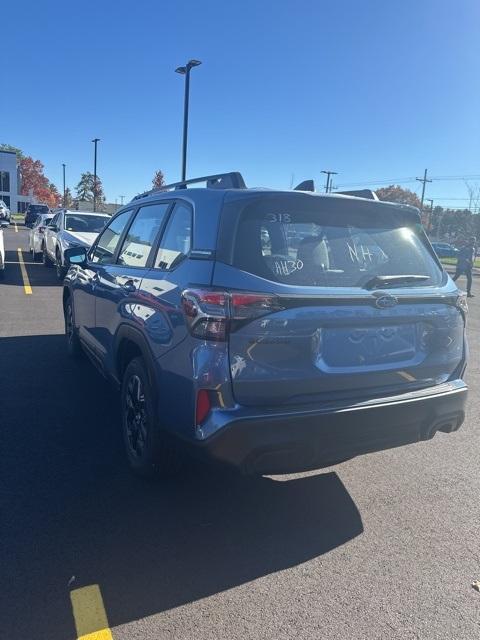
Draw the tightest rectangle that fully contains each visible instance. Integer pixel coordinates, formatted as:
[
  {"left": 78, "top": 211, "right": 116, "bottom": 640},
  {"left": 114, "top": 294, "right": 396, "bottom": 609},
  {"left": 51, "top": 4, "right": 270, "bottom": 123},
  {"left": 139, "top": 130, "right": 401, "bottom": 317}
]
[{"left": 62, "top": 172, "right": 468, "bottom": 476}]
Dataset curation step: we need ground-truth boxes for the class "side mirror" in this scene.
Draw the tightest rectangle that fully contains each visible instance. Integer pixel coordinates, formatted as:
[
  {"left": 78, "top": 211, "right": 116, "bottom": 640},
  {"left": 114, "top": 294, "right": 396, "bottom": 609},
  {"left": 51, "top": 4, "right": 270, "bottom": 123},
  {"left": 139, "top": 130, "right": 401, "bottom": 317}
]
[{"left": 64, "top": 246, "right": 88, "bottom": 267}]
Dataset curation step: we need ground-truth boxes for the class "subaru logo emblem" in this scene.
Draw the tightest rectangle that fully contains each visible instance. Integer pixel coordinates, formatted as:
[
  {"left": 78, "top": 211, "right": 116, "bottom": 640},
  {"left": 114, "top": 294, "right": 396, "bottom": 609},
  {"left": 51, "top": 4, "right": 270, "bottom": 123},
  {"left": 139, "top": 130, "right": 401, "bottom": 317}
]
[{"left": 375, "top": 294, "right": 398, "bottom": 309}]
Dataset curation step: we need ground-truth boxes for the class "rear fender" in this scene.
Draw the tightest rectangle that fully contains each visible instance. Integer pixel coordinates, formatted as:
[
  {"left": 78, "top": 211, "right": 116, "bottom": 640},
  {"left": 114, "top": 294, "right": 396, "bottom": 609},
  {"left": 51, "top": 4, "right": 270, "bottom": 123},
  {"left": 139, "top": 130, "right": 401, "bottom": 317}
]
[{"left": 113, "top": 325, "right": 160, "bottom": 391}]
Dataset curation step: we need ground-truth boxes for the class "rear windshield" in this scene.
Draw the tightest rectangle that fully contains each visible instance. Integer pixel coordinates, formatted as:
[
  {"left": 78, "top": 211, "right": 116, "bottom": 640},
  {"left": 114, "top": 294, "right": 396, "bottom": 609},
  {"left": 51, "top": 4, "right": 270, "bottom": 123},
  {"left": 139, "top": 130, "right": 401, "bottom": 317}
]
[
  {"left": 28, "top": 205, "right": 49, "bottom": 214},
  {"left": 231, "top": 199, "right": 443, "bottom": 288},
  {"left": 65, "top": 214, "right": 109, "bottom": 233}
]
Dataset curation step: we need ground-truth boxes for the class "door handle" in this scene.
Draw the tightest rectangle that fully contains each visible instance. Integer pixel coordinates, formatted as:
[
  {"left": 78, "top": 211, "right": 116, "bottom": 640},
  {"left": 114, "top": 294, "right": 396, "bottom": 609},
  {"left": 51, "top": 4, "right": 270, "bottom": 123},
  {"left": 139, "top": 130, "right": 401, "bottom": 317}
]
[{"left": 120, "top": 279, "right": 137, "bottom": 293}]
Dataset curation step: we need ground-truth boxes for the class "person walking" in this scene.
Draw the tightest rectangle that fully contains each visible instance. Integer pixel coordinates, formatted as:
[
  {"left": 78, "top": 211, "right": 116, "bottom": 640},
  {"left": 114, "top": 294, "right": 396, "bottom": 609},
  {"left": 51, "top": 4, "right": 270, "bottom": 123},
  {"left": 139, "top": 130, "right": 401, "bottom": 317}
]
[{"left": 453, "top": 236, "right": 476, "bottom": 297}]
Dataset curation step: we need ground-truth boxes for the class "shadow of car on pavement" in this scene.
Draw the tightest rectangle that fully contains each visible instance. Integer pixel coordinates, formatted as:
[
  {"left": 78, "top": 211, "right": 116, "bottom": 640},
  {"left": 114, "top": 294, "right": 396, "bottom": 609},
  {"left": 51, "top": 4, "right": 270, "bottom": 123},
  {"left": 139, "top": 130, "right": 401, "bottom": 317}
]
[{"left": 0, "top": 334, "right": 363, "bottom": 639}]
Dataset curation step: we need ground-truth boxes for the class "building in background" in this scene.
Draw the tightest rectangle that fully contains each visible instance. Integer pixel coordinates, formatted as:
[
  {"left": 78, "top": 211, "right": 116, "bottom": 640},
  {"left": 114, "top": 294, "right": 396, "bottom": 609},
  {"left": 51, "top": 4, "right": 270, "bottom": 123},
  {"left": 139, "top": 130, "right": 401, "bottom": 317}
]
[
  {"left": 73, "top": 200, "right": 119, "bottom": 214},
  {"left": 0, "top": 150, "right": 33, "bottom": 213}
]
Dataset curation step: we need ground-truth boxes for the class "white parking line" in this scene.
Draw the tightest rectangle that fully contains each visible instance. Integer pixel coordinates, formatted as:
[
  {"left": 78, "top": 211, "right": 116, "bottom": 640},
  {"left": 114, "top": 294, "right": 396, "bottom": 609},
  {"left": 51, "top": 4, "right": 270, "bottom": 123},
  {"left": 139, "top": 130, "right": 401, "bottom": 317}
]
[{"left": 14, "top": 222, "right": 18, "bottom": 232}]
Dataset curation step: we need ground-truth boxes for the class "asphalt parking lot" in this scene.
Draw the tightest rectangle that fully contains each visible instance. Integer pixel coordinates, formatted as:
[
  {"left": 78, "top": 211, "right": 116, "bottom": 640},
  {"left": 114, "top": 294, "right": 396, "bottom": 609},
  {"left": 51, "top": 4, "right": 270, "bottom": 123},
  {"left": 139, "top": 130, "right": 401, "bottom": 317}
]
[{"left": 1, "top": 224, "right": 480, "bottom": 640}]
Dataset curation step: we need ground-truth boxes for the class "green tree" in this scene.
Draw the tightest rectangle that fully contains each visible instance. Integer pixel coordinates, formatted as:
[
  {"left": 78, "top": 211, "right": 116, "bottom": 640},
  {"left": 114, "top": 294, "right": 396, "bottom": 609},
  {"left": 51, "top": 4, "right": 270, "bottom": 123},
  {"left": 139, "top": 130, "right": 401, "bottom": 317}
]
[
  {"left": 76, "top": 172, "right": 94, "bottom": 201},
  {"left": 75, "top": 172, "right": 106, "bottom": 208},
  {"left": 64, "top": 187, "right": 73, "bottom": 208}
]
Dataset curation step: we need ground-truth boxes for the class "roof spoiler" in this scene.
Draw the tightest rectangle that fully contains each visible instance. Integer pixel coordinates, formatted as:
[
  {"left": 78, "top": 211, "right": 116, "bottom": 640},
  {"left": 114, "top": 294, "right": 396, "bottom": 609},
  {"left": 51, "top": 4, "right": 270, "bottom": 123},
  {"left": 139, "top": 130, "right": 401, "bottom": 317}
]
[
  {"left": 336, "top": 189, "right": 379, "bottom": 200},
  {"left": 294, "top": 179, "right": 315, "bottom": 192}
]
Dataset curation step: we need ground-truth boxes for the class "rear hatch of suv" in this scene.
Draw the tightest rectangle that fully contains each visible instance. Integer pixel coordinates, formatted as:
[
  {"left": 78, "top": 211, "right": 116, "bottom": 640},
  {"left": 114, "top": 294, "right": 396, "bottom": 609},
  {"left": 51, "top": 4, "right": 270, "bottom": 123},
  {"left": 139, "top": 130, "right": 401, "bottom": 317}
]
[
  {"left": 211, "top": 192, "right": 466, "bottom": 407},
  {"left": 26, "top": 205, "right": 49, "bottom": 225}
]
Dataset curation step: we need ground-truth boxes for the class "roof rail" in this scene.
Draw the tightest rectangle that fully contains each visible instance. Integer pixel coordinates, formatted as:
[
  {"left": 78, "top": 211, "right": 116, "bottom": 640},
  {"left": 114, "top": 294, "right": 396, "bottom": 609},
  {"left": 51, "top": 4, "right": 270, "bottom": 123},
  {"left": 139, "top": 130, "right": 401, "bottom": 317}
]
[
  {"left": 336, "top": 189, "right": 379, "bottom": 201},
  {"left": 132, "top": 171, "right": 246, "bottom": 201}
]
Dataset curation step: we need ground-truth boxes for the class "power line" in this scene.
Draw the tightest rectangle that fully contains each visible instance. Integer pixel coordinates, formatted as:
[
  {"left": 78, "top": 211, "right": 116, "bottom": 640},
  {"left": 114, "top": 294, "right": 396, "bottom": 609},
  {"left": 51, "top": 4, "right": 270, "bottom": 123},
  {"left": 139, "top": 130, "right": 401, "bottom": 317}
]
[
  {"left": 336, "top": 174, "right": 480, "bottom": 189},
  {"left": 336, "top": 177, "right": 416, "bottom": 188}
]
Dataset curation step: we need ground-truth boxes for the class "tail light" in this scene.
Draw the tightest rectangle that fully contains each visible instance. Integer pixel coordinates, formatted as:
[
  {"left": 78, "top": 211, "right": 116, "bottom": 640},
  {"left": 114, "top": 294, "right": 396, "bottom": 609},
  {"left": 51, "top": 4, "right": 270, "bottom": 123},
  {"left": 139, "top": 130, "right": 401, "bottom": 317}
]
[
  {"left": 181, "top": 289, "right": 284, "bottom": 341},
  {"left": 195, "top": 389, "right": 212, "bottom": 425}
]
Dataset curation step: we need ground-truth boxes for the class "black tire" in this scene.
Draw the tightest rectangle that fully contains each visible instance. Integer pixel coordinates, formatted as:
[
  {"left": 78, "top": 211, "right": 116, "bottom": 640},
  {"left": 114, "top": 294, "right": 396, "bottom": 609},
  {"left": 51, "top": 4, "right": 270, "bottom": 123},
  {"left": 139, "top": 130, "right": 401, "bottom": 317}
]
[
  {"left": 56, "top": 249, "right": 67, "bottom": 280},
  {"left": 64, "top": 297, "right": 82, "bottom": 358},
  {"left": 121, "top": 357, "right": 180, "bottom": 477},
  {"left": 42, "top": 244, "right": 53, "bottom": 267}
]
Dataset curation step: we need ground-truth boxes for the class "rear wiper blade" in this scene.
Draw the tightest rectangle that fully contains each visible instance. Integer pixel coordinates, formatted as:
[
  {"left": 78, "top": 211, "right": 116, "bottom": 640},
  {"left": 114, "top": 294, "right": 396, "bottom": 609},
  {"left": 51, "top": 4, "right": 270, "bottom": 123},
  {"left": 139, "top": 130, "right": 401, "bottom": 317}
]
[{"left": 363, "top": 274, "right": 430, "bottom": 290}]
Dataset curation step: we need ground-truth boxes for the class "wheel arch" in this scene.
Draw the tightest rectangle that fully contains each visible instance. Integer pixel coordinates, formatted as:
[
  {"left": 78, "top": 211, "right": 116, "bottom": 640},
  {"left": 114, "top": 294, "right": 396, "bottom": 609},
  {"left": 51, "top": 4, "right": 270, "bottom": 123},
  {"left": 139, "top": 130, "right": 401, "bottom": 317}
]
[{"left": 115, "top": 325, "right": 160, "bottom": 390}]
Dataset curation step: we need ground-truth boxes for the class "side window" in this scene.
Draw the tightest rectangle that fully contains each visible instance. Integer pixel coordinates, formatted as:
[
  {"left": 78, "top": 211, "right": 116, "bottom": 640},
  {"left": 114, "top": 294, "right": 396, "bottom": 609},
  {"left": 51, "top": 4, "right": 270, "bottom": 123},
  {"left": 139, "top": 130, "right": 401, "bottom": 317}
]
[
  {"left": 117, "top": 203, "right": 170, "bottom": 268},
  {"left": 154, "top": 203, "right": 192, "bottom": 270},
  {"left": 91, "top": 209, "right": 134, "bottom": 264},
  {"left": 50, "top": 213, "right": 59, "bottom": 228}
]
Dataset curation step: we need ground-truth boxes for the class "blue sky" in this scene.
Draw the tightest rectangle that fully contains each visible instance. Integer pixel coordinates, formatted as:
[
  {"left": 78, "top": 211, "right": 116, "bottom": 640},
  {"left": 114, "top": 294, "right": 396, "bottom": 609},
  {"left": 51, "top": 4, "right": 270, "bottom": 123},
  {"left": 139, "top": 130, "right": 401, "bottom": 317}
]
[{"left": 2, "top": 0, "right": 480, "bottom": 208}]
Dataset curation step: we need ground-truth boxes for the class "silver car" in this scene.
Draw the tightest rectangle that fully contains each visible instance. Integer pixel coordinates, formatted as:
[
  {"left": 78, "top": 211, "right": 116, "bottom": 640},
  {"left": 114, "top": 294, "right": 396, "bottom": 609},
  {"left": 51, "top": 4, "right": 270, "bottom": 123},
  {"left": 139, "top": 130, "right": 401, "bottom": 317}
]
[
  {"left": 28, "top": 213, "right": 53, "bottom": 260},
  {"left": 0, "top": 200, "right": 11, "bottom": 223},
  {"left": 43, "top": 209, "right": 110, "bottom": 279}
]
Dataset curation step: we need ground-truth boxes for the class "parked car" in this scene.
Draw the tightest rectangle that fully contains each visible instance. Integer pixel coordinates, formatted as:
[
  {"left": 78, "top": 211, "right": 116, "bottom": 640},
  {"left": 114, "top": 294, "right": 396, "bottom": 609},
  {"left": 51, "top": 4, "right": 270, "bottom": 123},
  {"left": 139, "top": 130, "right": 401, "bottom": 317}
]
[
  {"left": 62, "top": 171, "right": 468, "bottom": 477},
  {"left": 431, "top": 242, "right": 459, "bottom": 259},
  {"left": 0, "top": 199, "right": 11, "bottom": 223},
  {"left": 43, "top": 209, "right": 110, "bottom": 279},
  {"left": 25, "top": 203, "right": 50, "bottom": 228},
  {"left": 0, "top": 220, "right": 7, "bottom": 279},
  {"left": 28, "top": 213, "right": 53, "bottom": 260}
]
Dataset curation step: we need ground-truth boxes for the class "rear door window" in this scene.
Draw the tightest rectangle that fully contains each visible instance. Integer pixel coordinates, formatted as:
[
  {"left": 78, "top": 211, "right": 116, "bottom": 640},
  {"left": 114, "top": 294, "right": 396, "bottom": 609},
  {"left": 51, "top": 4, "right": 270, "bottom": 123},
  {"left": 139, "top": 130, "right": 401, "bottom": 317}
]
[
  {"left": 231, "top": 199, "right": 442, "bottom": 288},
  {"left": 118, "top": 203, "right": 170, "bottom": 268},
  {"left": 154, "top": 203, "right": 192, "bottom": 270}
]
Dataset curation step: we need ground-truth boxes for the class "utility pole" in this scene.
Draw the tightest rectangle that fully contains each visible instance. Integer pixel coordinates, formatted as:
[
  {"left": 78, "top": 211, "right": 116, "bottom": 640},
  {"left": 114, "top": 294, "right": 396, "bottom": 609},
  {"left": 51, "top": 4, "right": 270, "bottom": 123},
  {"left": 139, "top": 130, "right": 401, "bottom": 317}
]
[
  {"left": 416, "top": 168, "right": 432, "bottom": 211},
  {"left": 119, "top": 195, "right": 125, "bottom": 205},
  {"left": 62, "top": 164, "right": 66, "bottom": 207},
  {"left": 321, "top": 170, "right": 338, "bottom": 193},
  {"left": 92, "top": 138, "right": 100, "bottom": 212},
  {"left": 426, "top": 198, "right": 434, "bottom": 233}
]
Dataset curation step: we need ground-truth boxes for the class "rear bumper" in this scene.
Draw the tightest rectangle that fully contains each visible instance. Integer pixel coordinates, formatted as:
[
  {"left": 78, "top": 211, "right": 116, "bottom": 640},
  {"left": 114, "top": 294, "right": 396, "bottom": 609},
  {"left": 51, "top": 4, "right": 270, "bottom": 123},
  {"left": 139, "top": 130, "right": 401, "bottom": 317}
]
[{"left": 197, "top": 380, "right": 468, "bottom": 474}]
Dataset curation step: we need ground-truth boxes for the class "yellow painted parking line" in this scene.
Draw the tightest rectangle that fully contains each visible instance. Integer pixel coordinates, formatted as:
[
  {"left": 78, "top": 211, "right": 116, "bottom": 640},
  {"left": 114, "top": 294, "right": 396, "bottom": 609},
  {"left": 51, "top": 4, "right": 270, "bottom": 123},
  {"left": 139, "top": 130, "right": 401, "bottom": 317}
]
[
  {"left": 70, "top": 585, "right": 114, "bottom": 640},
  {"left": 17, "top": 248, "right": 32, "bottom": 294},
  {"left": 14, "top": 222, "right": 18, "bottom": 232}
]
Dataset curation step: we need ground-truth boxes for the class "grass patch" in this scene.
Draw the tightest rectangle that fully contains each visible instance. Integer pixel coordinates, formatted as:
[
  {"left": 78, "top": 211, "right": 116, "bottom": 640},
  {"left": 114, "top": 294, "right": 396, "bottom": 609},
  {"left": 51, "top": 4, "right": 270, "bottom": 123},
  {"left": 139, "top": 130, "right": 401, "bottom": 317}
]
[{"left": 441, "top": 257, "right": 480, "bottom": 268}]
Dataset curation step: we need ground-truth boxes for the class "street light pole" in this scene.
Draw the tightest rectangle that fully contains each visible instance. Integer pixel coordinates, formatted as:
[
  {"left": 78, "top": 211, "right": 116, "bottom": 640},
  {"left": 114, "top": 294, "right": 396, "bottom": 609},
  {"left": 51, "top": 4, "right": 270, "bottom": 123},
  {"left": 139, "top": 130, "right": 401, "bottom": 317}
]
[
  {"left": 92, "top": 138, "right": 100, "bottom": 212},
  {"left": 175, "top": 60, "right": 202, "bottom": 182},
  {"left": 62, "top": 164, "right": 66, "bottom": 207}
]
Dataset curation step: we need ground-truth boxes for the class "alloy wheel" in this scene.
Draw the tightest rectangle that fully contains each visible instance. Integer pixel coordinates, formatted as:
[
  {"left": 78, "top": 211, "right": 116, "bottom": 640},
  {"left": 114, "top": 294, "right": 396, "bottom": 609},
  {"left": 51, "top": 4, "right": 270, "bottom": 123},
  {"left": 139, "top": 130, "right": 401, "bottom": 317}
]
[
  {"left": 125, "top": 374, "right": 148, "bottom": 458},
  {"left": 65, "top": 303, "right": 74, "bottom": 345}
]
